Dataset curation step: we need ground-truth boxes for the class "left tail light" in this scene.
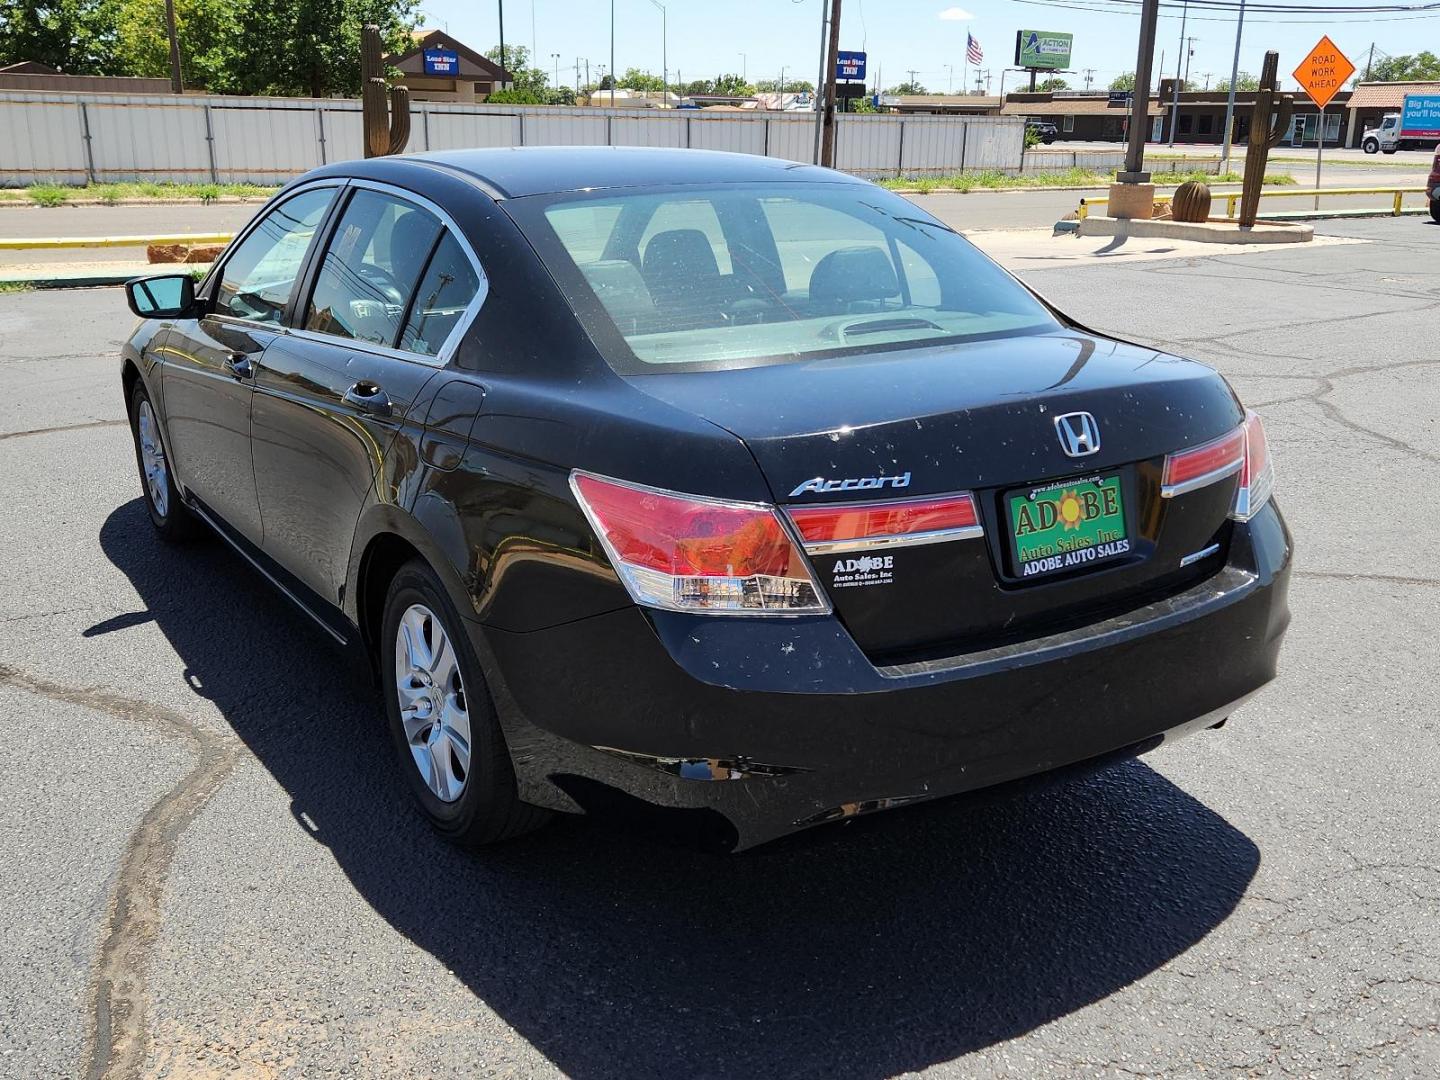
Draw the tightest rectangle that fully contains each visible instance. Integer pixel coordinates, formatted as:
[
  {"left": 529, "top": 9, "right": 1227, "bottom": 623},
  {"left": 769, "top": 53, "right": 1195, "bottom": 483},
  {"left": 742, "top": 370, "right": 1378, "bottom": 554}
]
[{"left": 569, "top": 471, "right": 830, "bottom": 615}]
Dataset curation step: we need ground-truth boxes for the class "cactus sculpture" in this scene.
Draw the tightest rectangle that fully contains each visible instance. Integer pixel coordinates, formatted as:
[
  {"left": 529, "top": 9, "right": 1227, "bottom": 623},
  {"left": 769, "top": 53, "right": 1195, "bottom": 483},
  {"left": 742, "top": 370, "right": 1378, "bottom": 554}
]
[
  {"left": 1171, "top": 180, "right": 1213, "bottom": 223},
  {"left": 361, "top": 24, "right": 410, "bottom": 158},
  {"left": 1238, "top": 51, "right": 1292, "bottom": 228}
]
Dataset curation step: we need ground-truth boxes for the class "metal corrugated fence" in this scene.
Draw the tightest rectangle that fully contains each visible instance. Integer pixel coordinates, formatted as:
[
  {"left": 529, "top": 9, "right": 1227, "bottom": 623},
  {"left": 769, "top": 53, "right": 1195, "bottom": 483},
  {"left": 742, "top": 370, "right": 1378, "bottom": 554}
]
[{"left": 0, "top": 91, "right": 1026, "bottom": 186}]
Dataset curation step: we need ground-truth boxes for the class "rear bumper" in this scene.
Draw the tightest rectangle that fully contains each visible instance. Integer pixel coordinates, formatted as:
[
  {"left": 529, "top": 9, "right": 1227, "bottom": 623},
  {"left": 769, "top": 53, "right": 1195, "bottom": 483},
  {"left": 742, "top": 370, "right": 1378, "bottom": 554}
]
[{"left": 473, "top": 501, "right": 1292, "bottom": 850}]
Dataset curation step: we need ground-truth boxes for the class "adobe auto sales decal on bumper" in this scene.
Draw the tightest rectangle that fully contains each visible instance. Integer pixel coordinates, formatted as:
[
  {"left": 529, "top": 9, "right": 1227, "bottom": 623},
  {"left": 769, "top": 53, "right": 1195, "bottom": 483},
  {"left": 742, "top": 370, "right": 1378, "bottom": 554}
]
[{"left": 830, "top": 554, "right": 895, "bottom": 588}]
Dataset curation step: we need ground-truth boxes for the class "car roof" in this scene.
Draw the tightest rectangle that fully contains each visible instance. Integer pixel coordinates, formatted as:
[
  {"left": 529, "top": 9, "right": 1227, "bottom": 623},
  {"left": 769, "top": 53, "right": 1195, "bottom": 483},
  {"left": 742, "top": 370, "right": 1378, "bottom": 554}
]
[{"left": 387, "top": 145, "right": 867, "bottom": 200}]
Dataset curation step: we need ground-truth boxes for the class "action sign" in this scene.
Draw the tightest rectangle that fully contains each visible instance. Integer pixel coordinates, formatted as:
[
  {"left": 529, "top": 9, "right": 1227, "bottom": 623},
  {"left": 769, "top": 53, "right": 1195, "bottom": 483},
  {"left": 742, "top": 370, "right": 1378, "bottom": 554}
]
[
  {"left": 836, "top": 50, "right": 866, "bottom": 81},
  {"left": 423, "top": 48, "right": 459, "bottom": 77},
  {"left": 1015, "top": 30, "right": 1073, "bottom": 71},
  {"left": 1292, "top": 36, "right": 1354, "bottom": 110}
]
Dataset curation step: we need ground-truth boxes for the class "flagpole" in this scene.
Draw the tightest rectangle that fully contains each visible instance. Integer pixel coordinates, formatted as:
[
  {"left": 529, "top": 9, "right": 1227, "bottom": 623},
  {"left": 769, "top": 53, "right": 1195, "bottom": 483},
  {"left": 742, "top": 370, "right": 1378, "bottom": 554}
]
[{"left": 963, "top": 32, "right": 969, "bottom": 98}]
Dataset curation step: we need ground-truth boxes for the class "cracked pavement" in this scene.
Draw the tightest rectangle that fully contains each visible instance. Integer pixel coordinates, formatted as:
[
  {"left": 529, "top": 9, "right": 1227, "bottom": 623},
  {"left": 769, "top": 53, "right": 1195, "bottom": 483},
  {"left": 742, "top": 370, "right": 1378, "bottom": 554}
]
[{"left": 0, "top": 217, "right": 1437, "bottom": 1079}]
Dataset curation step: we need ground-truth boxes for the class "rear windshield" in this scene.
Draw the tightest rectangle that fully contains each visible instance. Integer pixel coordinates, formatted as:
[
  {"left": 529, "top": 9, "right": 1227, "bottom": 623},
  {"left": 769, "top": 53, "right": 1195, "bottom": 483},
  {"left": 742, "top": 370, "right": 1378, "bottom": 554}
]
[{"left": 506, "top": 182, "right": 1059, "bottom": 373}]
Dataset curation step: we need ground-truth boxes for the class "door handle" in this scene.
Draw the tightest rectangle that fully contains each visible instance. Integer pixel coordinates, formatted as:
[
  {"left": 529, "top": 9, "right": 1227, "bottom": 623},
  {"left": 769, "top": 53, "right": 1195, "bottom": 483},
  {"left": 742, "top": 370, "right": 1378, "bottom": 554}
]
[
  {"left": 223, "top": 352, "right": 254, "bottom": 380},
  {"left": 343, "top": 381, "right": 393, "bottom": 418}
]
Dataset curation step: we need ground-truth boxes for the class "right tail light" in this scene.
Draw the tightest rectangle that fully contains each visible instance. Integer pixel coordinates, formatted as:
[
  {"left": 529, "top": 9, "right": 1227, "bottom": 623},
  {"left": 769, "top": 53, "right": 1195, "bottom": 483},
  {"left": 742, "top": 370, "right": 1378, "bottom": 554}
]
[{"left": 1160, "top": 409, "right": 1273, "bottom": 521}]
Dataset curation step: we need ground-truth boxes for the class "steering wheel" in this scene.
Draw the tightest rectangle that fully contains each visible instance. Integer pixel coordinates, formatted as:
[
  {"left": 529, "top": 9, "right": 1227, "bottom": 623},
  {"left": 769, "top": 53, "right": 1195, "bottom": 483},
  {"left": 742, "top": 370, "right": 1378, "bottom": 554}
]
[{"left": 356, "top": 262, "right": 406, "bottom": 306}]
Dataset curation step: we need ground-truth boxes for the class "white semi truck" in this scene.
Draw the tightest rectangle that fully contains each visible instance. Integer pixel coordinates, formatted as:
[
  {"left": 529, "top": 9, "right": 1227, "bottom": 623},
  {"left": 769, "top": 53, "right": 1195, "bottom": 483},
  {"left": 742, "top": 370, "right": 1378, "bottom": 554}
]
[{"left": 1361, "top": 93, "right": 1440, "bottom": 154}]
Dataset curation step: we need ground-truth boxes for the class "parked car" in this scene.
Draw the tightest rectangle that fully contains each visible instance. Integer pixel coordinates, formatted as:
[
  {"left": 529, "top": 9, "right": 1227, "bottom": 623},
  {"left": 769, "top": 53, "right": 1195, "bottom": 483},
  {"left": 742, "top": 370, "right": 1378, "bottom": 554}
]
[
  {"left": 121, "top": 147, "right": 1292, "bottom": 852},
  {"left": 1025, "top": 118, "right": 1059, "bottom": 144},
  {"left": 1429, "top": 145, "right": 1440, "bottom": 222}
]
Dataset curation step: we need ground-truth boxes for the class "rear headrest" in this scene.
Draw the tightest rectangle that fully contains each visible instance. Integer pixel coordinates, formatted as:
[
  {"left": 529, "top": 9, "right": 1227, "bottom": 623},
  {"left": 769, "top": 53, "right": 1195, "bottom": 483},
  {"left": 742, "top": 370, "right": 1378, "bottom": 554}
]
[
  {"left": 581, "top": 259, "right": 655, "bottom": 326},
  {"left": 641, "top": 229, "right": 721, "bottom": 300},
  {"left": 808, "top": 246, "right": 900, "bottom": 311}
]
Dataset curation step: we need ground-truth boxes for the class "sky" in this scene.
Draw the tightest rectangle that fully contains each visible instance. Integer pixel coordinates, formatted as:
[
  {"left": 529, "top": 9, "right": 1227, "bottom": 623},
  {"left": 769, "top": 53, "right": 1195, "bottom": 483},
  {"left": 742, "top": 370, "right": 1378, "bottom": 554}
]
[{"left": 419, "top": 0, "right": 1435, "bottom": 96}]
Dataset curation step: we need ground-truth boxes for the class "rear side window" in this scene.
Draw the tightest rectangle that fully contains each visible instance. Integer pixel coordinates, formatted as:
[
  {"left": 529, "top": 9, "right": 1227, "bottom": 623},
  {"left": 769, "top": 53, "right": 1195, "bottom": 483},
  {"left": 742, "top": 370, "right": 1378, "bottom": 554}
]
[
  {"left": 305, "top": 189, "right": 442, "bottom": 347},
  {"left": 213, "top": 187, "right": 335, "bottom": 324},
  {"left": 398, "top": 232, "right": 481, "bottom": 357}
]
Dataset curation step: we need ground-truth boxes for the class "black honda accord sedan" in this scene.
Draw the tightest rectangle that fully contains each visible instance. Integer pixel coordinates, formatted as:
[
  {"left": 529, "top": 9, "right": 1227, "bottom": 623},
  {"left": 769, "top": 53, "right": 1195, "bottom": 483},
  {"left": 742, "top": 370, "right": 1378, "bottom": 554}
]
[{"left": 121, "top": 146, "right": 1291, "bottom": 851}]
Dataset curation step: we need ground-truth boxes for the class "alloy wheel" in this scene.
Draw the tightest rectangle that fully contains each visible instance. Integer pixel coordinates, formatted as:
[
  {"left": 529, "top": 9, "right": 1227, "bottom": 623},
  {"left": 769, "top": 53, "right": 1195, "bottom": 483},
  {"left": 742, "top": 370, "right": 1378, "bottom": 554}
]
[
  {"left": 136, "top": 400, "right": 169, "bottom": 518},
  {"left": 394, "top": 603, "right": 472, "bottom": 803}
]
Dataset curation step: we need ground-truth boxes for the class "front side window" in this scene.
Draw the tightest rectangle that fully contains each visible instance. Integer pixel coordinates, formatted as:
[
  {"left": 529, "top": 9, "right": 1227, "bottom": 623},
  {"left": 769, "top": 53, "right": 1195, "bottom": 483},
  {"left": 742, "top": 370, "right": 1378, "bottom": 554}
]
[
  {"left": 305, "top": 189, "right": 443, "bottom": 347},
  {"left": 213, "top": 187, "right": 335, "bottom": 324},
  {"left": 510, "top": 183, "right": 1058, "bottom": 372}
]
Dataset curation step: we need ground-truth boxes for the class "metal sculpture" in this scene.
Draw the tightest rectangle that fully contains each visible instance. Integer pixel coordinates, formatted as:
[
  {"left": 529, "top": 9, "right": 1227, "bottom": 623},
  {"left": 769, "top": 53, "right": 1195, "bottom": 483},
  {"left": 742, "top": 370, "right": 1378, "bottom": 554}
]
[
  {"left": 362, "top": 24, "right": 410, "bottom": 159},
  {"left": 1238, "top": 52, "right": 1292, "bottom": 228},
  {"left": 1171, "top": 180, "right": 1213, "bottom": 223}
]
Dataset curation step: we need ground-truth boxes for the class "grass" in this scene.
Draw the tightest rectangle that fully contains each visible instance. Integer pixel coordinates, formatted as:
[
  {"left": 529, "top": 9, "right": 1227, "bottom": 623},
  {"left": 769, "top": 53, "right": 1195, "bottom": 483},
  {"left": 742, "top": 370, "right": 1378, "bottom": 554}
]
[
  {"left": 0, "top": 281, "right": 35, "bottom": 294},
  {"left": 0, "top": 181, "right": 280, "bottom": 206},
  {"left": 878, "top": 167, "right": 1298, "bottom": 193}
]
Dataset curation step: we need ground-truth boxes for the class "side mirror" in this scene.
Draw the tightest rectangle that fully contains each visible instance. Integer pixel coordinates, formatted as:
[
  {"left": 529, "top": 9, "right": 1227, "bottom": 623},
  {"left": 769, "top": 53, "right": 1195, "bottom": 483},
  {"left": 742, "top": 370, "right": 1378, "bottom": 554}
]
[{"left": 125, "top": 274, "right": 197, "bottom": 319}]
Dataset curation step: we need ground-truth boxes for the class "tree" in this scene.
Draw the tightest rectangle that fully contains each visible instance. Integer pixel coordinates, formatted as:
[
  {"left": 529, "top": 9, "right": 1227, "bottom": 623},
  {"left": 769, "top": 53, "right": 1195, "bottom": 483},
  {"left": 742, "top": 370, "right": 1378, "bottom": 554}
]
[
  {"left": 1363, "top": 51, "right": 1440, "bottom": 82},
  {"left": 0, "top": 0, "right": 125, "bottom": 74},
  {"left": 483, "top": 43, "right": 548, "bottom": 95},
  {"left": 886, "top": 80, "right": 927, "bottom": 95},
  {"left": 1110, "top": 72, "right": 1136, "bottom": 91},
  {"left": 682, "top": 77, "right": 712, "bottom": 95},
  {"left": 617, "top": 67, "right": 663, "bottom": 92},
  {"left": 754, "top": 78, "right": 814, "bottom": 94},
  {"left": 114, "top": 0, "right": 242, "bottom": 91},
  {"left": 232, "top": 0, "right": 418, "bottom": 97},
  {"left": 1215, "top": 72, "right": 1259, "bottom": 92},
  {"left": 1037, "top": 77, "right": 1069, "bottom": 92},
  {"left": 709, "top": 72, "right": 752, "bottom": 96}
]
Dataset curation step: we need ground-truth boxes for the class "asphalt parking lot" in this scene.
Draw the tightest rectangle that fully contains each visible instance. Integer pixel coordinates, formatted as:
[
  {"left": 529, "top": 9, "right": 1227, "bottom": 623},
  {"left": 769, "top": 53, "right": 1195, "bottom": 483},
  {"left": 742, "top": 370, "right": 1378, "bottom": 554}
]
[{"left": 1, "top": 216, "right": 1437, "bottom": 1079}]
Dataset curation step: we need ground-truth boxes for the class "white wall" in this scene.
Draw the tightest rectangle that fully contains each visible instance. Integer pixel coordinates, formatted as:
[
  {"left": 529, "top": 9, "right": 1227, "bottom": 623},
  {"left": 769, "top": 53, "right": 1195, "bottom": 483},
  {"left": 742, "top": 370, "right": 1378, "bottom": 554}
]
[{"left": 0, "top": 91, "right": 1026, "bottom": 187}]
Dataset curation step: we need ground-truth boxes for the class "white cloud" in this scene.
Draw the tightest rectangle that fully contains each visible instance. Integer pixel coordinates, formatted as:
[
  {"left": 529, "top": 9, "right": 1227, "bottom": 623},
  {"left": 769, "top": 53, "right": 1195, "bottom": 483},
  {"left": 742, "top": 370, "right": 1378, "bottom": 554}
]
[{"left": 938, "top": 6, "right": 975, "bottom": 19}]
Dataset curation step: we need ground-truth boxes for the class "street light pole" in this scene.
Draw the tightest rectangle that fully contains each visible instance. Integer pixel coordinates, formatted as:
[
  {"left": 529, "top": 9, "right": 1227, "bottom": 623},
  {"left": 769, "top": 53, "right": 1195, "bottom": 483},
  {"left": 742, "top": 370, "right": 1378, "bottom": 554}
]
[
  {"left": 648, "top": 0, "right": 667, "bottom": 107},
  {"left": 739, "top": 53, "right": 747, "bottom": 83},
  {"left": 610, "top": 0, "right": 615, "bottom": 106},
  {"left": 1169, "top": 0, "right": 1188, "bottom": 147},
  {"left": 1219, "top": 0, "right": 1246, "bottom": 171}
]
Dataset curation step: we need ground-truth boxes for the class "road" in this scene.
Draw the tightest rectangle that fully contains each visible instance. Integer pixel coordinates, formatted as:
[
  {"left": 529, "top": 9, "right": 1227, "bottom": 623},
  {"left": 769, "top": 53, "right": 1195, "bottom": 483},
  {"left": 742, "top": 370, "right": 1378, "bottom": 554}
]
[
  {"left": 1049, "top": 139, "right": 1438, "bottom": 168},
  {"left": 1, "top": 217, "right": 1438, "bottom": 1078}
]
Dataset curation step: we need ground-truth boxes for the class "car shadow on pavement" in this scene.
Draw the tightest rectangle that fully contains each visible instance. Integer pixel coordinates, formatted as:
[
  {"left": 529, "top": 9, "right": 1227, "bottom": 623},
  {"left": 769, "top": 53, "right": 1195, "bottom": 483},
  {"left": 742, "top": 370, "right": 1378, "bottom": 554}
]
[{"left": 98, "top": 499, "right": 1260, "bottom": 1080}]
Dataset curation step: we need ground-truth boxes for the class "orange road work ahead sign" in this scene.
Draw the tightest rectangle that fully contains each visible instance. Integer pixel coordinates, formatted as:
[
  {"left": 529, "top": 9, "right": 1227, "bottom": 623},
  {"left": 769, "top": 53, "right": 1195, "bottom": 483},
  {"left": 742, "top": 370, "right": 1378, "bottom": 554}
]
[{"left": 1293, "top": 36, "right": 1355, "bottom": 110}]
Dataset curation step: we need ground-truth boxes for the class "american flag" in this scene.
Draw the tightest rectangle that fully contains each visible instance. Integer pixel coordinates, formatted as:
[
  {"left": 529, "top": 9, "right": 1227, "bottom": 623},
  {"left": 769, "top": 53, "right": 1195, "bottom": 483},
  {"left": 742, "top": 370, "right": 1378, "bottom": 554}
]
[{"left": 966, "top": 33, "right": 984, "bottom": 66}]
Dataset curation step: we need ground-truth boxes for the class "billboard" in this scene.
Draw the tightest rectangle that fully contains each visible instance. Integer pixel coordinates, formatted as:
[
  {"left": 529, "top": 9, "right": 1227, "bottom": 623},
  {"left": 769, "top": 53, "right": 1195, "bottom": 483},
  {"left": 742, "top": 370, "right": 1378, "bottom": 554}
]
[
  {"left": 1015, "top": 30, "right": 1073, "bottom": 71},
  {"left": 423, "top": 48, "right": 459, "bottom": 77},
  {"left": 1401, "top": 94, "right": 1440, "bottom": 139}
]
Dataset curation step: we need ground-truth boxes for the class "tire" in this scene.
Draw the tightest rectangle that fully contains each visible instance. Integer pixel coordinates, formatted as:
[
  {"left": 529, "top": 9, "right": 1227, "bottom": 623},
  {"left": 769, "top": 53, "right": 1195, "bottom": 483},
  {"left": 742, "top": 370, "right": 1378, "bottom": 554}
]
[
  {"left": 1362, "top": 138, "right": 1378, "bottom": 154},
  {"left": 128, "top": 380, "right": 203, "bottom": 542},
  {"left": 380, "top": 560, "right": 549, "bottom": 847},
  {"left": 1382, "top": 146, "right": 1397, "bottom": 155}
]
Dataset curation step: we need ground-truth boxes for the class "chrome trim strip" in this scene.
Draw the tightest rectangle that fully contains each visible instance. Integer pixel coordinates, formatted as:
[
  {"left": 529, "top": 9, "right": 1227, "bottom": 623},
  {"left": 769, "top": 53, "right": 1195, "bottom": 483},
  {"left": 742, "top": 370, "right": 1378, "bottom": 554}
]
[
  {"left": 1179, "top": 542, "right": 1221, "bottom": 568},
  {"left": 878, "top": 564, "right": 1259, "bottom": 680},
  {"left": 1160, "top": 457, "right": 1243, "bottom": 499},
  {"left": 802, "top": 524, "right": 985, "bottom": 555},
  {"left": 186, "top": 501, "right": 348, "bottom": 645}
]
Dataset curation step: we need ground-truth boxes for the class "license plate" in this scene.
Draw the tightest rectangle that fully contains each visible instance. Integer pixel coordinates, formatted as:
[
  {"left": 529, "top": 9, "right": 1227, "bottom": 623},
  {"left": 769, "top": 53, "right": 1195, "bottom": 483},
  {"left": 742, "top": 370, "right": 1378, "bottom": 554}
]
[{"left": 1007, "top": 474, "right": 1131, "bottom": 580}]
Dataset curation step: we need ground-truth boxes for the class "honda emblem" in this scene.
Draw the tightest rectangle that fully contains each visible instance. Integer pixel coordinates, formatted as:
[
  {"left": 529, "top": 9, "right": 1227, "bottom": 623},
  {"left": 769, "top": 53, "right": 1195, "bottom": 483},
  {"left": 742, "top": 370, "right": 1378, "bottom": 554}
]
[{"left": 1054, "top": 412, "right": 1100, "bottom": 457}]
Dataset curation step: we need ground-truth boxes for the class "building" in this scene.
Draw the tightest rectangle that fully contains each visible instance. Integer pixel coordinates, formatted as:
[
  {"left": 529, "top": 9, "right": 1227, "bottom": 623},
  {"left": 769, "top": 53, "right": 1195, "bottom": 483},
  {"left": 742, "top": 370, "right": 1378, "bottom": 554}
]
[
  {"left": 1346, "top": 80, "right": 1440, "bottom": 147},
  {"left": 0, "top": 61, "right": 171, "bottom": 94},
  {"left": 384, "top": 30, "right": 512, "bottom": 104}
]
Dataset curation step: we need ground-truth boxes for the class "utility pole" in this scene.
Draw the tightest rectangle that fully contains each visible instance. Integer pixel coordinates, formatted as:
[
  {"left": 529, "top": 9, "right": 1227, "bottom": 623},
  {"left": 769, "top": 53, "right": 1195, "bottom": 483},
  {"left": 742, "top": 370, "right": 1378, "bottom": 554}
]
[
  {"left": 575, "top": 57, "right": 581, "bottom": 95},
  {"left": 947, "top": 64, "right": 954, "bottom": 93},
  {"left": 609, "top": 0, "right": 615, "bottom": 105},
  {"left": 739, "top": 53, "right": 747, "bottom": 83},
  {"left": 498, "top": 0, "right": 506, "bottom": 81},
  {"left": 974, "top": 69, "right": 983, "bottom": 95},
  {"left": 1184, "top": 36, "right": 1197, "bottom": 89},
  {"left": 1201, "top": 71, "right": 1213, "bottom": 90},
  {"left": 1364, "top": 43, "right": 1374, "bottom": 80},
  {"left": 1219, "top": 0, "right": 1246, "bottom": 172},
  {"left": 820, "top": 0, "right": 842, "bottom": 167},
  {"left": 163, "top": 0, "right": 183, "bottom": 93},
  {"left": 552, "top": 53, "right": 560, "bottom": 91},
  {"left": 1168, "top": 1, "right": 1187, "bottom": 147},
  {"left": 812, "top": 0, "right": 829, "bottom": 163},
  {"left": 1121, "top": 0, "right": 1162, "bottom": 182},
  {"left": 1083, "top": 68, "right": 1095, "bottom": 90},
  {"left": 907, "top": 69, "right": 918, "bottom": 89}
]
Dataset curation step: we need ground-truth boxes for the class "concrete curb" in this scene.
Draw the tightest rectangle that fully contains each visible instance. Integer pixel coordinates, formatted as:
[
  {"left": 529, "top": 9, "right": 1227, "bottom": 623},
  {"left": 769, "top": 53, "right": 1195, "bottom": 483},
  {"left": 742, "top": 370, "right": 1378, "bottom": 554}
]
[
  {"left": 1077, "top": 215, "right": 1313, "bottom": 244},
  {"left": 0, "top": 196, "right": 270, "bottom": 209},
  {"left": 0, "top": 264, "right": 212, "bottom": 289}
]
